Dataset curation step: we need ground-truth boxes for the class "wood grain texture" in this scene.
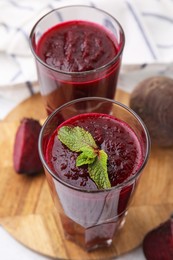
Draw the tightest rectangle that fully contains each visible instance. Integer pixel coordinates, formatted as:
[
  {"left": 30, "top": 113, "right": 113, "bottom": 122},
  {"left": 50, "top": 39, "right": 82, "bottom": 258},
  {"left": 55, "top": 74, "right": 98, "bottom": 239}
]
[{"left": 0, "top": 89, "right": 173, "bottom": 259}]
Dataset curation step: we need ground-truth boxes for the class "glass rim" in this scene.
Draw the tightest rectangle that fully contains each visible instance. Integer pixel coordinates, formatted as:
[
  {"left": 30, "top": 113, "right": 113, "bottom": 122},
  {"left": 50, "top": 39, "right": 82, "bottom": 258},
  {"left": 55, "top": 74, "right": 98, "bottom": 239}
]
[
  {"left": 38, "top": 97, "right": 150, "bottom": 193},
  {"left": 29, "top": 4, "right": 125, "bottom": 76}
]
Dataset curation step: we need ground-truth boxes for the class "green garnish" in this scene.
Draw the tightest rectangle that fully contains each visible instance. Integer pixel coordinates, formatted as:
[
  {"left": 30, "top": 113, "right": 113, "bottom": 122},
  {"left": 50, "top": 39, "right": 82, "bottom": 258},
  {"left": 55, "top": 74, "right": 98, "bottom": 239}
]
[{"left": 58, "top": 126, "right": 111, "bottom": 189}]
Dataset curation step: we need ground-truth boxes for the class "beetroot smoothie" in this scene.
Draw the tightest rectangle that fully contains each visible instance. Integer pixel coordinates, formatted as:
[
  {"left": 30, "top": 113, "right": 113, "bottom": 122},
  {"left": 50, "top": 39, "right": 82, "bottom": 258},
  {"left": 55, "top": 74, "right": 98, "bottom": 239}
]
[
  {"left": 44, "top": 113, "right": 143, "bottom": 250},
  {"left": 31, "top": 10, "right": 124, "bottom": 114},
  {"left": 37, "top": 21, "right": 117, "bottom": 73}
]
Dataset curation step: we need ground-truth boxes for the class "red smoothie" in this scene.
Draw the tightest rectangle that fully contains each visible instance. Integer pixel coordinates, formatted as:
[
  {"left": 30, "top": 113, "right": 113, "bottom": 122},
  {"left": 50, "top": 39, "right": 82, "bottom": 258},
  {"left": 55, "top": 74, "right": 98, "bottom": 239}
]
[
  {"left": 34, "top": 20, "right": 123, "bottom": 114},
  {"left": 37, "top": 21, "right": 117, "bottom": 72},
  {"left": 45, "top": 113, "right": 143, "bottom": 250},
  {"left": 46, "top": 113, "right": 142, "bottom": 189}
]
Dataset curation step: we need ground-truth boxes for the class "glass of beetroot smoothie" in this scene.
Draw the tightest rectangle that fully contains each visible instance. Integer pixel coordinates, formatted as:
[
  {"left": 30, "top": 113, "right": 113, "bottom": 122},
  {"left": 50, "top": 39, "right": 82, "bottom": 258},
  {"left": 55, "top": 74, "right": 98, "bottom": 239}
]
[
  {"left": 38, "top": 97, "right": 150, "bottom": 252},
  {"left": 30, "top": 5, "right": 125, "bottom": 115}
]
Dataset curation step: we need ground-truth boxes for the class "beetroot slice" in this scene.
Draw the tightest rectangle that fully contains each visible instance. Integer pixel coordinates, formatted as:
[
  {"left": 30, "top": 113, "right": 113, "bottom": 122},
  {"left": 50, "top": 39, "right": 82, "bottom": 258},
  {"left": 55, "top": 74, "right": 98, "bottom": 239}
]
[
  {"left": 143, "top": 216, "right": 173, "bottom": 260},
  {"left": 13, "top": 118, "right": 43, "bottom": 174}
]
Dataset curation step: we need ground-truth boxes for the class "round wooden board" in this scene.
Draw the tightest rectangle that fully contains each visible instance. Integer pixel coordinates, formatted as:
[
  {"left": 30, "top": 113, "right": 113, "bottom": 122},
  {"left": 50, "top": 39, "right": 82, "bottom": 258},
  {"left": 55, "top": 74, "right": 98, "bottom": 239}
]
[{"left": 0, "top": 89, "right": 173, "bottom": 259}]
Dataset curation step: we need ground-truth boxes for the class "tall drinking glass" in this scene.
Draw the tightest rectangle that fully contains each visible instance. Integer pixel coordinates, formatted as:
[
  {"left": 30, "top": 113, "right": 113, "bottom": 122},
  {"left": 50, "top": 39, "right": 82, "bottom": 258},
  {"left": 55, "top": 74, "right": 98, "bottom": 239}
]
[
  {"left": 38, "top": 97, "right": 150, "bottom": 251},
  {"left": 30, "top": 5, "right": 125, "bottom": 114}
]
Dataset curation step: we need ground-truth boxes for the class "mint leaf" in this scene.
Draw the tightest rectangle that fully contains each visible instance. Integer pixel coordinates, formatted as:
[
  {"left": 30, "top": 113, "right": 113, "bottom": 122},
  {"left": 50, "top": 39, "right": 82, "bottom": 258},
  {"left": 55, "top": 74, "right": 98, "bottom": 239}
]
[
  {"left": 88, "top": 150, "right": 111, "bottom": 189},
  {"left": 76, "top": 146, "right": 97, "bottom": 166},
  {"left": 57, "top": 126, "right": 111, "bottom": 189},
  {"left": 58, "top": 126, "right": 97, "bottom": 152}
]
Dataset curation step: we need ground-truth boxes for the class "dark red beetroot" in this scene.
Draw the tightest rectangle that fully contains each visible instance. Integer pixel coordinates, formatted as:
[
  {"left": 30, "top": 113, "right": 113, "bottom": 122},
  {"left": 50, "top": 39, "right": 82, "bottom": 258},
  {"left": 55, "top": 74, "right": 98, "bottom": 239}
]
[
  {"left": 143, "top": 216, "right": 173, "bottom": 260},
  {"left": 13, "top": 118, "right": 43, "bottom": 174}
]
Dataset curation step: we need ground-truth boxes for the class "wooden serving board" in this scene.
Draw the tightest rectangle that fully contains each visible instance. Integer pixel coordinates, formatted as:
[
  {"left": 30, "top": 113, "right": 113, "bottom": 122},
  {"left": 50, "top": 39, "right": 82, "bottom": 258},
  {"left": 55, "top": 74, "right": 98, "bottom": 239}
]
[{"left": 0, "top": 89, "right": 173, "bottom": 259}]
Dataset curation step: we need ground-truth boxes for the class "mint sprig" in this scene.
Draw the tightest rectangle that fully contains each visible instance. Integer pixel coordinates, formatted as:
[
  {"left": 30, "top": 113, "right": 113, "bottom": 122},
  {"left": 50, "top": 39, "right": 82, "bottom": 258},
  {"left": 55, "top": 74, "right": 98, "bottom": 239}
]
[
  {"left": 58, "top": 126, "right": 111, "bottom": 189},
  {"left": 88, "top": 150, "right": 110, "bottom": 189}
]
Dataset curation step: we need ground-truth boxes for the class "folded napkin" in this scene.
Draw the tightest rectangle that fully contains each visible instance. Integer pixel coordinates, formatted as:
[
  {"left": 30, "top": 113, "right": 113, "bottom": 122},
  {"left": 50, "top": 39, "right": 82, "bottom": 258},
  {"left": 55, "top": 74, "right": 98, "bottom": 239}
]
[{"left": 0, "top": 0, "right": 173, "bottom": 119}]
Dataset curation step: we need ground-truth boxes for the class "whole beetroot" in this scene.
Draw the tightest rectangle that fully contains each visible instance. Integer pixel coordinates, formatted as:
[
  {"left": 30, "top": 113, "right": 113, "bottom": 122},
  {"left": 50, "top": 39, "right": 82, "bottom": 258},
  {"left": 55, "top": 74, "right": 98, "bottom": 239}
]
[{"left": 130, "top": 76, "right": 173, "bottom": 147}]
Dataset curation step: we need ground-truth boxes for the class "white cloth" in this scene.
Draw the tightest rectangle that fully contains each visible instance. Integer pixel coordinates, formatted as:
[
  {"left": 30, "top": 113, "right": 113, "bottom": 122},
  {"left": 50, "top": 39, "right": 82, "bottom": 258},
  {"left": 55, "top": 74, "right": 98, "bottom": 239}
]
[{"left": 0, "top": 0, "right": 173, "bottom": 119}]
